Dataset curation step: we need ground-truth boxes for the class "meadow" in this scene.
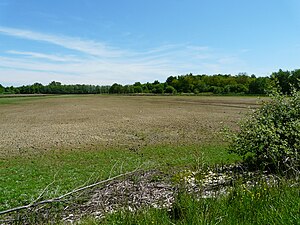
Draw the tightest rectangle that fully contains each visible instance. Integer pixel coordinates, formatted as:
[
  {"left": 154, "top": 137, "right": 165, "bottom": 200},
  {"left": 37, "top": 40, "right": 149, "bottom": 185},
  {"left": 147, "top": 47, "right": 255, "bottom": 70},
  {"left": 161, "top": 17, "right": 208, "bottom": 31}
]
[{"left": 1, "top": 95, "right": 298, "bottom": 224}]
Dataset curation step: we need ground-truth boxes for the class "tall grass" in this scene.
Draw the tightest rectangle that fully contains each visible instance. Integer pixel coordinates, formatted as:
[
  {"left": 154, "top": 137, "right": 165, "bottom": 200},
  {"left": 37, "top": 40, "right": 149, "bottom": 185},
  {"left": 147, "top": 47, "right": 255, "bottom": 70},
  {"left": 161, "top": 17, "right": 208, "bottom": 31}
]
[{"left": 97, "top": 180, "right": 299, "bottom": 225}]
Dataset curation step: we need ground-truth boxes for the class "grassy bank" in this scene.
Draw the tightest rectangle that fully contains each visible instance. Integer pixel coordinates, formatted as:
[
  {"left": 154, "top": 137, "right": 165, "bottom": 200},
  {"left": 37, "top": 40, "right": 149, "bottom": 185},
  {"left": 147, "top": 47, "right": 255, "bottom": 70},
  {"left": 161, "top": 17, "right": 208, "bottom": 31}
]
[
  {"left": 97, "top": 180, "right": 299, "bottom": 225},
  {"left": 0, "top": 144, "right": 238, "bottom": 212}
]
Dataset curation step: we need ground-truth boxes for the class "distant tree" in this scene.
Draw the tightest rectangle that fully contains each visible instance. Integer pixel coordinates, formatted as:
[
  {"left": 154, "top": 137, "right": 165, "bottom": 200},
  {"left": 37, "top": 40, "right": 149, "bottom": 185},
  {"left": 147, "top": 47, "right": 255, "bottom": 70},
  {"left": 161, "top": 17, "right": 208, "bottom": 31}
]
[
  {"left": 236, "top": 73, "right": 252, "bottom": 86},
  {"left": 165, "top": 85, "right": 177, "bottom": 94},
  {"left": 290, "top": 69, "right": 300, "bottom": 91},
  {"left": 210, "top": 86, "right": 223, "bottom": 94},
  {"left": 49, "top": 81, "right": 62, "bottom": 86},
  {"left": 166, "top": 76, "right": 177, "bottom": 85},
  {"left": 133, "top": 82, "right": 142, "bottom": 87},
  {"left": 0, "top": 84, "right": 4, "bottom": 94},
  {"left": 123, "top": 85, "right": 134, "bottom": 94},
  {"left": 133, "top": 85, "right": 143, "bottom": 93},
  {"left": 177, "top": 75, "right": 194, "bottom": 92},
  {"left": 170, "top": 79, "right": 180, "bottom": 91},
  {"left": 144, "top": 82, "right": 154, "bottom": 92},
  {"left": 109, "top": 83, "right": 124, "bottom": 94},
  {"left": 32, "top": 83, "right": 44, "bottom": 94},
  {"left": 248, "top": 77, "right": 271, "bottom": 95},
  {"left": 151, "top": 84, "right": 164, "bottom": 94},
  {"left": 271, "top": 69, "right": 291, "bottom": 94},
  {"left": 14, "top": 88, "right": 20, "bottom": 94},
  {"left": 4, "top": 86, "right": 16, "bottom": 94},
  {"left": 194, "top": 81, "right": 208, "bottom": 92},
  {"left": 225, "top": 84, "right": 248, "bottom": 93}
]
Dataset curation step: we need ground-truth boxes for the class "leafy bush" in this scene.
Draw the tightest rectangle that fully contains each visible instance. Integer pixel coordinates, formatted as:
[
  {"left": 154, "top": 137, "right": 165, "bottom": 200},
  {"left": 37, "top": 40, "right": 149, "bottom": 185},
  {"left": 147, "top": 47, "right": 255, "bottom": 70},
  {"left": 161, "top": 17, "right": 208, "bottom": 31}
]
[{"left": 229, "top": 89, "right": 300, "bottom": 173}]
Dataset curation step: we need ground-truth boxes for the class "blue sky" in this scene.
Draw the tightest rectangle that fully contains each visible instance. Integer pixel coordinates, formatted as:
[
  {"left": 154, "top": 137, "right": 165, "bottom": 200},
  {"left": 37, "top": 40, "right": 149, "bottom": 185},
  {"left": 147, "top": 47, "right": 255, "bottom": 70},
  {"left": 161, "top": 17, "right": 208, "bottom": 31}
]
[{"left": 0, "top": 0, "right": 300, "bottom": 86}]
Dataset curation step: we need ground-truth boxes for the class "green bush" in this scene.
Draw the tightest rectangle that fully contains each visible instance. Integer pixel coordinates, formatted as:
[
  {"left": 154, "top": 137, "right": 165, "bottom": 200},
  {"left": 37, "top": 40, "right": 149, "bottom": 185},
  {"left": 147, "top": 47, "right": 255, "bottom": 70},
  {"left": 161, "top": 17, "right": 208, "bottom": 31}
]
[{"left": 229, "top": 89, "right": 300, "bottom": 173}]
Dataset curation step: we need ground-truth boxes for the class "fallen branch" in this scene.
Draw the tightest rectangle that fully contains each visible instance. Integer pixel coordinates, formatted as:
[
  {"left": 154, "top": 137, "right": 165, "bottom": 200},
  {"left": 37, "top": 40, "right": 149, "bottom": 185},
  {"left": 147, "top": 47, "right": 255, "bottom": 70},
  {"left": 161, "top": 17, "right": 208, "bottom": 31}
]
[
  {"left": 30, "top": 172, "right": 58, "bottom": 205},
  {"left": 0, "top": 168, "right": 140, "bottom": 216}
]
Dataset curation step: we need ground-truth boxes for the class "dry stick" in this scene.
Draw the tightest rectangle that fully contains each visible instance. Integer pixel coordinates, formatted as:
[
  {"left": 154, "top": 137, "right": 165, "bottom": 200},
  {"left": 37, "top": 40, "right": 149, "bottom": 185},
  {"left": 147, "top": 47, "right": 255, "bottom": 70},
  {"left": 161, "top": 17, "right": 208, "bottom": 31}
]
[
  {"left": 29, "top": 172, "right": 58, "bottom": 206},
  {"left": 109, "top": 160, "right": 120, "bottom": 179},
  {"left": 0, "top": 168, "right": 140, "bottom": 216},
  {"left": 119, "top": 161, "right": 124, "bottom": 174}
]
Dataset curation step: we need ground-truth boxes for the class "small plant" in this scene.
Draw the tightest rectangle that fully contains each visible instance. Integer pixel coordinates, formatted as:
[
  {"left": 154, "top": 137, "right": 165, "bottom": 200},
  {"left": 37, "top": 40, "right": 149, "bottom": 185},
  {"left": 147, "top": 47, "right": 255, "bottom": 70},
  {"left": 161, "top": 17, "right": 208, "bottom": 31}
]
[{"left": 229, "top": 88, "right": 300, "bottom": 174}]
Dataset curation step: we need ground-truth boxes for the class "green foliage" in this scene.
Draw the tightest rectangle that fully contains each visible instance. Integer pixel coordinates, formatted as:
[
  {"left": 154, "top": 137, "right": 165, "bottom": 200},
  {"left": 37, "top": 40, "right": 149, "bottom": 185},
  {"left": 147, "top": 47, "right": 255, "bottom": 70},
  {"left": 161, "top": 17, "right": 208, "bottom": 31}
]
[
  {"left": 109, "top": 83, "right": 124, "bottom": 94},
  {"left": 248, "top": 77, "right": 271, "bottom": 94},
  {"left": 165, "top": 85, "right": 177, "bottom": 94},
  {"left": 0, "top": 84, "right": 4, "bottom": 93},
  {"left": 151, "top": 83, "right": 164, "bottom": 94},
  {"left": 271, "top": 69, "right": 300, "bottom": 95},
  {"left": 100, "top": 181, "right": 299, "bottom": 225},
  {"left": 229, "top": 89, "right": 300, "bottom": 172}
]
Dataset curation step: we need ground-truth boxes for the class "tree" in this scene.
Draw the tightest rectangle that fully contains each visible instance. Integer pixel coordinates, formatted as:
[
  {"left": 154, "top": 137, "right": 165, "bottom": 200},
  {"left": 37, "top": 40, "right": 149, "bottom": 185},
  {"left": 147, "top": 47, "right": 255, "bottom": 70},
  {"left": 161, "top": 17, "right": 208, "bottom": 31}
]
[
  {"left": 4, "top": 86, "right": 16, "bottom": 94},
  {"left": 0, "top": 84, "right": 4, "bottom": 94},
  {"left": 165, "top": 85, "right": 177, "bottom": 94},
  {"left": 32, "top": 83, "right": 44, "bottom": 94},
  {"left": 144, "top": 82, "right": 154, "bottom": 92},
  {"left": 49, "top": 81, "right": 62, "bottom": 86},
  {"left": 133, "top": 85, "right": 143, "bottom": 93},
  {"left": 271, "top": 69, "right": 291, "bottom": 94},
  {"left": 109, "top": 83, "right": 124, "bottom": 94},
  {"left": 151, "top": 84, "right": 164, "bottom": 94},
  {"left": 290, "top": 69, "right": 300, "bottom": 91},
  {"left": 177, "top": 75, "right": 194, "bottom": 93},
  {"left": 236, "top": 73, "right": 252, "bottom": 86},
  {"left": 225, "top": 84, "right": 248, "bottom": 93},
  {"left": 166, "top": 76, "right": 177, "bottom": 85},
  {"left": 133, "top": 82, "right": 142, "bottom": 87},
  {"left": 248, "top": 77, "right": 271, "bottom": 95},
  {"left": 123, "top": 85, "right": 134, "bottom": 94}
]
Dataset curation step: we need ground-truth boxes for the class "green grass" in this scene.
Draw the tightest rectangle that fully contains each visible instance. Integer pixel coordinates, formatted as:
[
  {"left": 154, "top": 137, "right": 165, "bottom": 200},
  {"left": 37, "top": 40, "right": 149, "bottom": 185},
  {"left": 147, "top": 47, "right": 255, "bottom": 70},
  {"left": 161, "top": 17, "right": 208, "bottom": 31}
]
[
  {"left": 0, "top": 94, "right": 95, "bottom": 105},
  {"left": 0, "top": 144, "right": 239, "bottom": 211},
  {"left": 94, "top": 180, "right": 299, "bottom": 225},
  {"left": 0, "top": 97, "right": 43, "bottom": 105}
]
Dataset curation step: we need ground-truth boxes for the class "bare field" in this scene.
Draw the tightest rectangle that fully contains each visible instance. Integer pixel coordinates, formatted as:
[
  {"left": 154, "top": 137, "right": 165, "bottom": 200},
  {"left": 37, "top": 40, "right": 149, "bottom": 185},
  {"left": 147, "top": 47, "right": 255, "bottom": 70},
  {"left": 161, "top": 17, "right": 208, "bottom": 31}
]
[{"left": 0, "top": 95, "right": 262, "bottom": 156}]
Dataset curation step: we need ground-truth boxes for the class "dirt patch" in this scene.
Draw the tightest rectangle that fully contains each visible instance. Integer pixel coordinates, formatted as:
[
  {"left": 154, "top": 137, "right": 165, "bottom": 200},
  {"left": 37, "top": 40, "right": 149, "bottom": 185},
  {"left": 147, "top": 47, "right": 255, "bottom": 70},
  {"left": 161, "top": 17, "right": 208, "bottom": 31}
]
[{"left": 0, "top": 95, "right": 263, "bottom": 156}]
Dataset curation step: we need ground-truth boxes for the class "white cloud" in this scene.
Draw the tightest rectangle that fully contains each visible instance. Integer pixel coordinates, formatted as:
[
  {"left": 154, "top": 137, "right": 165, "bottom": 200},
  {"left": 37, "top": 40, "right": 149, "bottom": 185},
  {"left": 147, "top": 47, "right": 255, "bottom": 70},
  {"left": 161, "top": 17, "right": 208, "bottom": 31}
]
[
  {"left": 0, "top": 26, "right": 123, "bottom": 57},
  {"left": 6, "top": 50, "right": 82, "bottom": 62},
  {"left": 0, "top": 26, "right": 252, "bottom": 86}
]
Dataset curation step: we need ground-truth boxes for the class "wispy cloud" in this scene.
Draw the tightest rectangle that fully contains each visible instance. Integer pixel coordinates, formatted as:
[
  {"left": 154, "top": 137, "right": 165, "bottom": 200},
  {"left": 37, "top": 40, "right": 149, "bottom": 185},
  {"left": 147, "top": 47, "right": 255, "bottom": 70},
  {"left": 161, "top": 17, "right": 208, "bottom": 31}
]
[
  {"left": 0, "top": 26, "right": 123, "bottom": 57},
  {"left": 0, "top": 26, "right": 251, "bottom": 86},
  {"left": 6, "top": 50, "right": 81, "bottom": 62}
]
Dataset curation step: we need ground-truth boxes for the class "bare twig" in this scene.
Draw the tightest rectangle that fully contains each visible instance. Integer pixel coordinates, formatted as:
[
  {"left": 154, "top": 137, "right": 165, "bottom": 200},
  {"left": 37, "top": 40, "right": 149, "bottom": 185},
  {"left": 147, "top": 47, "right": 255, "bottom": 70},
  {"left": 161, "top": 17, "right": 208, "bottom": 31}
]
[
  {"left": 29, "top": 172, "right": 58, "bottom": 206},
  {"left": 0, "top": 167, "right": 141, "bottom": 216},
  {"left": 109, "top": 160, "right": 120, "bottom": 179}
]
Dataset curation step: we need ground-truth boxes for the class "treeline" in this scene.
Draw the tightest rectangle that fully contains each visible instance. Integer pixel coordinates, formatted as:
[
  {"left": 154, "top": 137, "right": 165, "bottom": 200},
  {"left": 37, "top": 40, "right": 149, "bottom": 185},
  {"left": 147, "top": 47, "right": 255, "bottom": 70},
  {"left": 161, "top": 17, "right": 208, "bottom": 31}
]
[
  {"left": 0, "top": 81, "right": 110, "bottom": 95},
  {"left": 1, "top": 69, "right": 299, "bottom": 95}
]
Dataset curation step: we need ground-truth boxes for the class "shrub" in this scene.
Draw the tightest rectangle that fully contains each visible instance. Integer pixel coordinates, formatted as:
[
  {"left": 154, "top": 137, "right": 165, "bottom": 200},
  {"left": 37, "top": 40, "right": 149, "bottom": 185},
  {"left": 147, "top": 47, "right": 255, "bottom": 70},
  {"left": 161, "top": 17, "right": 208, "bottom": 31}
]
[{"left": 229, "top": 89, "right": 300, "bottom": 173}]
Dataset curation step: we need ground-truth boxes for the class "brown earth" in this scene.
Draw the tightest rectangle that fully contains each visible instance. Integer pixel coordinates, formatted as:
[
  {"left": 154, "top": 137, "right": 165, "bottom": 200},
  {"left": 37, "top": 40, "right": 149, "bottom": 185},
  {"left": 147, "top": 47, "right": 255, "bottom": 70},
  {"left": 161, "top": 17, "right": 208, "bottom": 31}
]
[{"left": 0, "top": 95, "right": 263, "bottom": 156}]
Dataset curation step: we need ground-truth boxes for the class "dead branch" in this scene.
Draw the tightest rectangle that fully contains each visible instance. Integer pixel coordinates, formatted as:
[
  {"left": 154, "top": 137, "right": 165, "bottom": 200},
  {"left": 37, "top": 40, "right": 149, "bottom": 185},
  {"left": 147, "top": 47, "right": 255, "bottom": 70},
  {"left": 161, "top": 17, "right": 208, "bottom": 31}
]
[{"left": 0, "top": 168, "right": 139, "bottom": 216}]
